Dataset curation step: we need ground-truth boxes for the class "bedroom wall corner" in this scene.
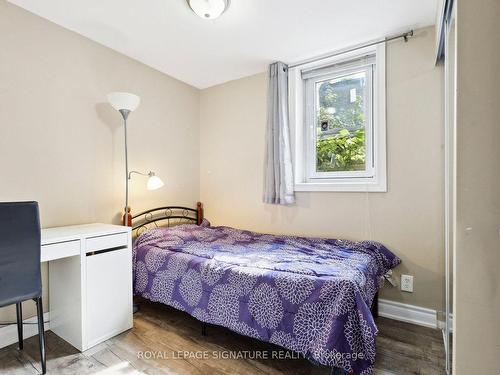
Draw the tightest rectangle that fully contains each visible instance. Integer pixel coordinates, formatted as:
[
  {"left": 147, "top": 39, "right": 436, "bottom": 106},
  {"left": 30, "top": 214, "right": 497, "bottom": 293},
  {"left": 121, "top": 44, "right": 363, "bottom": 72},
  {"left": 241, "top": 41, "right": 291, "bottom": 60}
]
[
  {"left": 0, "top": 0, "right": 201, "bottom": 322},
  {"left": 199, "top": 26, "right": 445, "bottom": 312}
]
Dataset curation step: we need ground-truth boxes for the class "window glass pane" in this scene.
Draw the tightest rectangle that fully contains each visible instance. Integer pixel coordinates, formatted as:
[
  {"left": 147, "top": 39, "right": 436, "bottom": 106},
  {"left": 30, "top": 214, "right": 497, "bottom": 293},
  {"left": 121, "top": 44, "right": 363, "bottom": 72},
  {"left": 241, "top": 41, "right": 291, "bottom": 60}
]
[{"left": 315, "top": 71, "right": 367, "bottom": 173}]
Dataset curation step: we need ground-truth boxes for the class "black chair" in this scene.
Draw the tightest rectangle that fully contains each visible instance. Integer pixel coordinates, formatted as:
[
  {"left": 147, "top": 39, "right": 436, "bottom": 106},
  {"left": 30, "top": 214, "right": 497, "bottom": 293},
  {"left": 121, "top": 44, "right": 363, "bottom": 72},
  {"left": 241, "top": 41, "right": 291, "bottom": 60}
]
[{"left": 0, "top": 202, "right": 46, "bottom": 374}]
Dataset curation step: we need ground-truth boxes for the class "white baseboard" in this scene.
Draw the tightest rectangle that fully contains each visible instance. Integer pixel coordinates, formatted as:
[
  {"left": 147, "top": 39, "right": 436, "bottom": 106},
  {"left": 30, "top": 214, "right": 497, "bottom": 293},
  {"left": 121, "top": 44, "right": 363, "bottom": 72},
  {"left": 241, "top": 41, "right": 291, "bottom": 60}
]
[
  {"left": 0, "top": 312, "right": 50, "bottom": 350},
  {"left": 379, "top": 299, "right": 438, "bottom": 329}
]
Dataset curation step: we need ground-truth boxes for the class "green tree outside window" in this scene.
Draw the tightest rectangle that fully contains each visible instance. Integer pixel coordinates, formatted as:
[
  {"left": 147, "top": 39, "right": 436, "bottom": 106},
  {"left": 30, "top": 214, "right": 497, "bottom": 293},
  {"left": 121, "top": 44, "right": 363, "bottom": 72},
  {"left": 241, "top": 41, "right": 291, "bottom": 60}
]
[{"left": 316, "top": 78, "right": 366, "bottom": 172}]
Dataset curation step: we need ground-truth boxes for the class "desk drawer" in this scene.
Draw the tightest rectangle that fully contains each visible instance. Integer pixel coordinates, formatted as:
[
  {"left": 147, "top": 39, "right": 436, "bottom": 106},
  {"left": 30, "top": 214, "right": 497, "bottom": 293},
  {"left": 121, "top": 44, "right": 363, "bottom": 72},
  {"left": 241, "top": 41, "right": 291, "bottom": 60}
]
[
  {"left": 86, "top": 232, "right": 128, "bottom": 253},
  {"left": 41, "top": 240, "right": 80, "bottom": 262}
]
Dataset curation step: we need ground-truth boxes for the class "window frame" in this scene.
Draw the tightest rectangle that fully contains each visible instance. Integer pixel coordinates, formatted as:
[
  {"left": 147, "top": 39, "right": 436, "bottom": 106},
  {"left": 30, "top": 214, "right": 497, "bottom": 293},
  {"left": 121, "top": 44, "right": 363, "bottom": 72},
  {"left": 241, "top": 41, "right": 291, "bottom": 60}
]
[{"left": 289, "top": 44, "right": 387, "bottom": 192}]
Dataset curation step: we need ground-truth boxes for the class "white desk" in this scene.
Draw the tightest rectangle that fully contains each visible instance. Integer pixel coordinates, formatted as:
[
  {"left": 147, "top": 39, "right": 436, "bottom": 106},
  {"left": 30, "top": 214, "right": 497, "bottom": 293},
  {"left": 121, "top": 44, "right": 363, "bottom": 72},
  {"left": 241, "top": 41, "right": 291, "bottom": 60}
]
[{"left": 41, "top": 223, "right": 133, "bottom": 351}]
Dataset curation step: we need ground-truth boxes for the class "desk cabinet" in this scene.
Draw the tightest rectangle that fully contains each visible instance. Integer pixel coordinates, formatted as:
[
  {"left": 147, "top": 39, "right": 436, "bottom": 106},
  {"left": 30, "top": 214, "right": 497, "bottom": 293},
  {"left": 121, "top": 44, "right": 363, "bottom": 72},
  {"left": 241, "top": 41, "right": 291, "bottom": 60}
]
[
  {"left": 43, "top": 224, "right": 132, "bottom": 351},
  {"left": 86, "top": 247, "right": 132, "bottom": 348}
]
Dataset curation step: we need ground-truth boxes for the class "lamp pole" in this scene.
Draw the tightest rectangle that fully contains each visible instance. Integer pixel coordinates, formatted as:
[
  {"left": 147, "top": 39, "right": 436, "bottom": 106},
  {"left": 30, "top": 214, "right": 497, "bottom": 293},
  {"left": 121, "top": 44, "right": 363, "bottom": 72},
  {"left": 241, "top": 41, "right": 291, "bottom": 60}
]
[
  {"left": 107, "top": 92, "right": 141, "bottom": 226},
  {"left": 119, "top": 109, "right": 131, "bottom": 226}
]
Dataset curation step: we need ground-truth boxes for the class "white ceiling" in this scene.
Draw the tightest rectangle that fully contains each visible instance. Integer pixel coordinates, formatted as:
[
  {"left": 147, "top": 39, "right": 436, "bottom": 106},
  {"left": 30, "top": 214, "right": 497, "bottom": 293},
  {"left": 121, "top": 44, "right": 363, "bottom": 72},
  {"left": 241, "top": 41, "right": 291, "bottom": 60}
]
[{"left": 8, "top": 0, "right": 438, "bottom": 89}]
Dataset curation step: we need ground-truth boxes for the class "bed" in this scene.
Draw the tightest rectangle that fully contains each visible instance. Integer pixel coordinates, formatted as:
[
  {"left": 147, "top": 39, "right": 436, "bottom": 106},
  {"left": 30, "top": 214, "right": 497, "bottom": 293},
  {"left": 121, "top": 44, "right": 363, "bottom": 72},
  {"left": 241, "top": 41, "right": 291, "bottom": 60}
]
[{"left": 131, "top": 203, "right": 401, "bottom": 375}]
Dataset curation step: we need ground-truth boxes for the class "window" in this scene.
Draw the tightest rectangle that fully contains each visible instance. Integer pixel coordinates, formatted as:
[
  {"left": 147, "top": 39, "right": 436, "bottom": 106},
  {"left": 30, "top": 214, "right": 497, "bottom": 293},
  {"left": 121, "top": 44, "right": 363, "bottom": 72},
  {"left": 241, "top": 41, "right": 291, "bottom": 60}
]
[{"left": 289, "top": 45, "right": 386, "bottom": 192}]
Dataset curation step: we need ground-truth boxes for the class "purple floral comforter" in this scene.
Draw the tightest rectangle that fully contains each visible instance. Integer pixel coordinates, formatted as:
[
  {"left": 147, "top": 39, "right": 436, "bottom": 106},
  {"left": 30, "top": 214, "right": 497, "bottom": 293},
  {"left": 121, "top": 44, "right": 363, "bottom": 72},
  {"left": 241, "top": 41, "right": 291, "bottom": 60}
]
[{"left": 133, "top": 224, "right": 400, "bottom": 375}]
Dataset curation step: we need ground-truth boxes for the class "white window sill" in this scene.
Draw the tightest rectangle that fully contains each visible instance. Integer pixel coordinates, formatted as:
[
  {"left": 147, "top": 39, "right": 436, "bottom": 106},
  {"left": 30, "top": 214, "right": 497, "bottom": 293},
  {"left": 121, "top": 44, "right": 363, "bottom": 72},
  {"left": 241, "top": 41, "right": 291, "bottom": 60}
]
[{"left": 294, "top": 181, "right": 387, "bottom": 192}]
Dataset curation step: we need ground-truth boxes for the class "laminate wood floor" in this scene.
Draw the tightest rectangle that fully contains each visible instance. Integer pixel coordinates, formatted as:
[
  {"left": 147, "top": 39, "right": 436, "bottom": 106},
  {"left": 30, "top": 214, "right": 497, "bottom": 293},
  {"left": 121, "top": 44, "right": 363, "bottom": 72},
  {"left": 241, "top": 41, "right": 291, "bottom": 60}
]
[{"left": 0, "top": 300, "right": 446, "bottom": 375}]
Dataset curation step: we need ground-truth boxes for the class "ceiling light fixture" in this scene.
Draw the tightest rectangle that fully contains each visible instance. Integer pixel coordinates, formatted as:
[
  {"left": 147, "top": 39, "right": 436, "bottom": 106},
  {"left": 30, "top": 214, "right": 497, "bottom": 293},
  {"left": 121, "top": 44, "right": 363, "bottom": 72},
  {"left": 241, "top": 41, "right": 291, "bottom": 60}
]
[{"left": 187, "top": 0, "right": 230, "bottom": 20}]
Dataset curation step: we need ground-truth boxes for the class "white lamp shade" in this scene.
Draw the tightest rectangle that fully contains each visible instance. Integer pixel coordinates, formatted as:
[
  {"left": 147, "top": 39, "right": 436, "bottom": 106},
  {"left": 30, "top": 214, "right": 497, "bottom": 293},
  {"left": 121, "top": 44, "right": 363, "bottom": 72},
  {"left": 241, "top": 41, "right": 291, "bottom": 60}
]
[
  {"left": 187, "top": 0, "right": 229, "bottom": 19},
  {"left": 147, "top": 175, "right": 164, "bottom": 190},
  {"left": 107, "top": 92, "right": 140, "bottom": 112}
]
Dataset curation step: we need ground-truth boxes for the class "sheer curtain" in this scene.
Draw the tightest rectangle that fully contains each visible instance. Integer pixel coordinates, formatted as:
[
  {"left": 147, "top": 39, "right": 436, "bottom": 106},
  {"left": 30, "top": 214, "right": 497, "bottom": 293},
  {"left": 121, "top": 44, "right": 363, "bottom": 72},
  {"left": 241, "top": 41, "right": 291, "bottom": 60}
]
[{"left": 263, "top": 62, "right": 295, "bottom": 205}]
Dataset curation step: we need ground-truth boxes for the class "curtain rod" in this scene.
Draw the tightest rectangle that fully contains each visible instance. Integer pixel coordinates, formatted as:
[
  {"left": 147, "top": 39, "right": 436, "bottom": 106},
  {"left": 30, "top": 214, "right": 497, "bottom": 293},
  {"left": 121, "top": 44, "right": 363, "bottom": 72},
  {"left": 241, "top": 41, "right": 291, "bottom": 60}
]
[{"left": 287, "top": 30, "right": 414, "bottom": 69}]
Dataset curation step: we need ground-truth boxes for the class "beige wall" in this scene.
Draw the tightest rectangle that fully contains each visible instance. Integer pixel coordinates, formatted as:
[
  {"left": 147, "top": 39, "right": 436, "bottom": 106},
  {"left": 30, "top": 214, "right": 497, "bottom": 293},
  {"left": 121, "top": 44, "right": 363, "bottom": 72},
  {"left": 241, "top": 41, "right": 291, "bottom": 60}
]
[
  {"left": 0, "top": 1, "right": 200, "bottom": 321},
  {"left": 200, "top": 27, "right": 444, "bottom": 310},
  {"left": 454, "top": 0, "right": 500, "bottom": 372}
]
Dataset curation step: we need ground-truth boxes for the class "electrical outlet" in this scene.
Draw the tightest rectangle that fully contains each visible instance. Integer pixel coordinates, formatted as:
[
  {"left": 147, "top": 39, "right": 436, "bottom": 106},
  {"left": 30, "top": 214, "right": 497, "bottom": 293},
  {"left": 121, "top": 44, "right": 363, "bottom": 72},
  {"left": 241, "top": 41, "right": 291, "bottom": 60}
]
[{"left": 401, "top": 274, "right": 414, "bottom": 292}]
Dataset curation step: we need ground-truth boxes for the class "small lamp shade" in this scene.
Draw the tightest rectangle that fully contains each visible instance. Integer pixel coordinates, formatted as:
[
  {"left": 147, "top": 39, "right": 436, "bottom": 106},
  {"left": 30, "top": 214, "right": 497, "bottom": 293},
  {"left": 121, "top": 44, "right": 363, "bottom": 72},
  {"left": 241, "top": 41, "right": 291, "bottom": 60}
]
[
  {"left": 107, "top": 92, "right": 140, "bottom": 112},
  {"left": 147, "top": 175, "right": 164, "bottom": 190}
]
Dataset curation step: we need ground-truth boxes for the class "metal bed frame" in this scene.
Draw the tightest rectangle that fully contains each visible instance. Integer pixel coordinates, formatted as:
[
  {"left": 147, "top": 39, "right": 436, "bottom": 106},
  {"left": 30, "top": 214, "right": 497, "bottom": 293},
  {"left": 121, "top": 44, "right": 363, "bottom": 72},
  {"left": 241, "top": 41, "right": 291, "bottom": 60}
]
[
  {"left": 130, "top": 202, "right": 204, "bottom": 236},
  {"left": 128, "top": 201, "right": 381, "bottom": 375}
]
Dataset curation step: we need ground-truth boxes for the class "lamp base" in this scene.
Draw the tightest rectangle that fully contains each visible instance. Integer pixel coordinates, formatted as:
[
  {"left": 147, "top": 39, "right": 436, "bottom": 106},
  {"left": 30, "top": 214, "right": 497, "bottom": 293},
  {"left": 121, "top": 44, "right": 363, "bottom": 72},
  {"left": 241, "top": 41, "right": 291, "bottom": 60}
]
[{"left": 123, "top": 207, "right": 132, "bottom": 227}]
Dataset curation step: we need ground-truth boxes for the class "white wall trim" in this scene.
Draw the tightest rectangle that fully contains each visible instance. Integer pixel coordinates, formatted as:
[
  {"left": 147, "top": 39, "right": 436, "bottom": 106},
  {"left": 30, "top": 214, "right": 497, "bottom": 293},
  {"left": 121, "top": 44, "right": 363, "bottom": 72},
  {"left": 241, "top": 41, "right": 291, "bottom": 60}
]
[
  {"left": 379, "top": 299, "right": 438, "bottom": 329},
  {"left": 437, "top": 313, "right": 454, "bottom": 331},
  {"left": 0, "top": 312, "right": 50, "bottom": 350}
]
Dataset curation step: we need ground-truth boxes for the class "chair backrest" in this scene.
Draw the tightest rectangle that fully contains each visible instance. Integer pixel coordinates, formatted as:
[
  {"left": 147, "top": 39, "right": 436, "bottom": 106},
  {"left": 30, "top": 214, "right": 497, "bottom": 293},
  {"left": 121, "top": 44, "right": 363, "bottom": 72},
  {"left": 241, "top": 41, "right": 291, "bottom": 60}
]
[{"left": 0, "top": 202, "right": 42, "bottom": 307}]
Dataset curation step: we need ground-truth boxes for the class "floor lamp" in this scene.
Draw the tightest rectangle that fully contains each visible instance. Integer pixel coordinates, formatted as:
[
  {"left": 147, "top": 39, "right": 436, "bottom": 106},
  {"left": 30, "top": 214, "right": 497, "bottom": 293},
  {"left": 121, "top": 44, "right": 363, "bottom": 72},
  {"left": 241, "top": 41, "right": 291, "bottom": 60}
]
[{"left": 107, "top": 92, "right": 164, "bottom": 226}]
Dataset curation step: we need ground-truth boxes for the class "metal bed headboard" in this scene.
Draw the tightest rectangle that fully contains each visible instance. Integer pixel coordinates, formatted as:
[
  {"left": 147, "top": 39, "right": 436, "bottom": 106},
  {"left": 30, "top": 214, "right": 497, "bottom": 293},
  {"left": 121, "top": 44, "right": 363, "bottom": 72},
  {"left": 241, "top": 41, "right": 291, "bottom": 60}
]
[{"left": 130, "top": 202, "right": 203, "bottom": 236}]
